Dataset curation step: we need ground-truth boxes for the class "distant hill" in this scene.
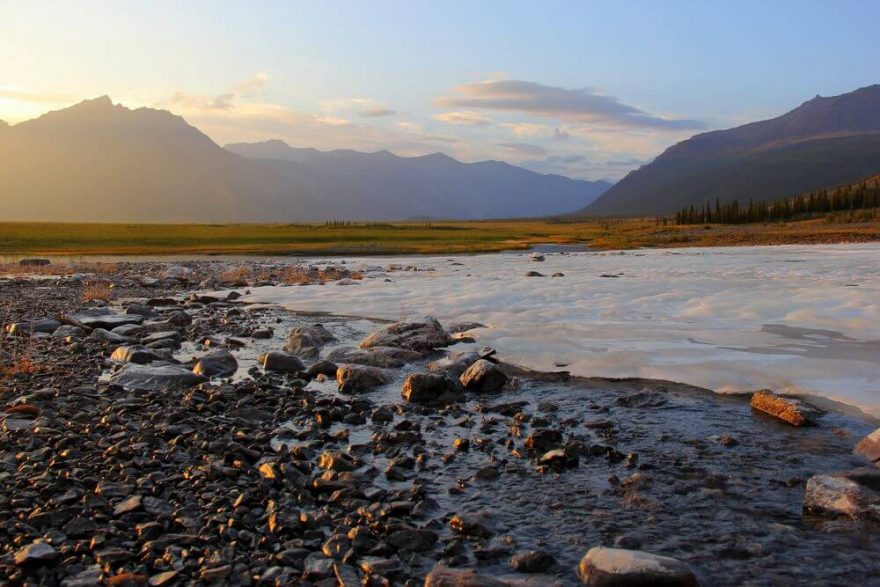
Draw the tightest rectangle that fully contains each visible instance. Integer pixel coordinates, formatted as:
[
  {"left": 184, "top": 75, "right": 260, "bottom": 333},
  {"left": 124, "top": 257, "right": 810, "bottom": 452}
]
[
  {"left": 225, "top": 140, "right": 611, "bottom": 220},
  {"left": 0, "top": 97, "right": 609, "bottom": 223},
  {"left": 583, "top": 85, "right": 880, "bottom": 216}
]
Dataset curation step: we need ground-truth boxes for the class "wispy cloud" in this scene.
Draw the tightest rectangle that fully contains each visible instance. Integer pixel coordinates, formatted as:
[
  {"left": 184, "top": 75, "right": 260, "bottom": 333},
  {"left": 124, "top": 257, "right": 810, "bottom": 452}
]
[
  {"left": 432, "top": 111, "right": 492, "bottom": 126},
  {"left": 437, "top": 80, "right": 705, "bottom": 130},
  {"left": 497, "top": 142, "right": 546, "bottom": 156}
]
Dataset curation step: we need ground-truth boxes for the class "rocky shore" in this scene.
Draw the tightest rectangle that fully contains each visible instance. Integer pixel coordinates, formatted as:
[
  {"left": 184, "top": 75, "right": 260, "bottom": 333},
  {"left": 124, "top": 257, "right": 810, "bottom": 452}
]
[{"left": 1, "top": 260, "right": 879, "bottom": 586}]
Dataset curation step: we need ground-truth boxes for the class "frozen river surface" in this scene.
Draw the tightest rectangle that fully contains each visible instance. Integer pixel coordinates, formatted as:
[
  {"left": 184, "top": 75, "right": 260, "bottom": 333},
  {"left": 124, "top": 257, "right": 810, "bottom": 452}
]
[{"left": 244, "top": 244, "right": 880, "bottom": 418}]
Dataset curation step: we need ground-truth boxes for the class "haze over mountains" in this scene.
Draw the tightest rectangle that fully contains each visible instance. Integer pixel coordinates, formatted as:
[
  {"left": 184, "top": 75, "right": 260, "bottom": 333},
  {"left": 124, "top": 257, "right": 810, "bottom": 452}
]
[
  {"left": 585, "top": 85, "right": 880, "bottom": 216},
  {"left": 0, "top": 97, "right": 610, "bottom": 223}
]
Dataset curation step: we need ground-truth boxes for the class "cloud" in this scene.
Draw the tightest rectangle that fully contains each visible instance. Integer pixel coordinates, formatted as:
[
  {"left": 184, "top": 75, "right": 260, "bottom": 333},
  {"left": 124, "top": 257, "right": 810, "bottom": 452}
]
[
  {"left": 437, "top": 80, "right": 705, "bottom": 130},
  {"left": 546, "top": 154, "right": 585, "bottom": 164},
  {"left": 359, "top": 105, "right": 395, "bottom": 117},
  {"left": 232, "top": 72, "right": 269, "bottom": 95},
  {"left": 497, "top": 142, "right": 547, "bottom": 156},
  {"left": 169, "top": 91, "right": 235, "bottom": 111},
  {"left": 552, "top": 128, "right": 571, "bottom": 141},
  {"left": 432, "top": 111, "right": 492, "bottom": 126}
]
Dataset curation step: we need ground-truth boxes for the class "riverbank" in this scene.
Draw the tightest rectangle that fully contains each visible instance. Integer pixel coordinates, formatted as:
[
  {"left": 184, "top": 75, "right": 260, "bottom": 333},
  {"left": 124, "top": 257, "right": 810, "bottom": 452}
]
[
  {"left": 1, "top": 260, "right": 880, "bottom": 584},
  {"left": 3, "top": 216, "right": 880, "bottom": 257}
]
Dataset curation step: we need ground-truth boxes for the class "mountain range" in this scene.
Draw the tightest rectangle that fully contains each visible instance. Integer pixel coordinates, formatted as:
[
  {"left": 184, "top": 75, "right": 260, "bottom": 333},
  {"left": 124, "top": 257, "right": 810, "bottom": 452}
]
[
  {"left": 584, "top": 84, "right": 880, "bottom": 216},
  {"left": 0, "top": 97, "right": 610, "bottom": 223}
]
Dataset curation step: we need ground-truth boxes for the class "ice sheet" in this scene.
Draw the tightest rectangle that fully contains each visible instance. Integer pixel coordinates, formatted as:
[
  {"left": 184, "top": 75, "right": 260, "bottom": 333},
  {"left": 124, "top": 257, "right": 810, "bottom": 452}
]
[{"left": 242, "top": 244, "right": 880, "bottom": 417}]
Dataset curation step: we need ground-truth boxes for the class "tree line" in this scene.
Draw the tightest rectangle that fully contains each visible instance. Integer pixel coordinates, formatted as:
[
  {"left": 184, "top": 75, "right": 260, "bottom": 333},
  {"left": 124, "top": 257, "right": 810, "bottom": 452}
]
[{"left": 675, "top": 178, "right": 880, "bottom": 225}]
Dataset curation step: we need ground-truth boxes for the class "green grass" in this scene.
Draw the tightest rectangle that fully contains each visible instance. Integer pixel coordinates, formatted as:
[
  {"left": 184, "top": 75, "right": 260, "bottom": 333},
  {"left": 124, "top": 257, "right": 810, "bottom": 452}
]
[{"left": 2, "top": 217, "right": 880, "bottom": 256}]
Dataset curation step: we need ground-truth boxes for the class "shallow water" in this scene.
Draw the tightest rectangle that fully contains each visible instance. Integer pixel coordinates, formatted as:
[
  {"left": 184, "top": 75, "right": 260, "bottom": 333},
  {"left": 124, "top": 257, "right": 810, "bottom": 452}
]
[{"left": 237, "top": 243, "right": 880, "bottom": 418}]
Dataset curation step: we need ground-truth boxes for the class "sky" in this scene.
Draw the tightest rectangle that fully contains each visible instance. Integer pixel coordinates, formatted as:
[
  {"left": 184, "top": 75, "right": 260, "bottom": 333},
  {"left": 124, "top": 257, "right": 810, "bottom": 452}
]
[{"left": 2, "top": 0, "right": 879, "bottom": 181}]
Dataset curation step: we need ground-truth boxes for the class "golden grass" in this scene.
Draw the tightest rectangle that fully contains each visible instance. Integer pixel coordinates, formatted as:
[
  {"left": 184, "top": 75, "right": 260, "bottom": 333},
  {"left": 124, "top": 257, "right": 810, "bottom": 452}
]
[
  {"left": 81, "top": 282, "right": 112, "bottom": 302},
  {"left": 0, "top": 217, "right": 879, "bottom": 257}
]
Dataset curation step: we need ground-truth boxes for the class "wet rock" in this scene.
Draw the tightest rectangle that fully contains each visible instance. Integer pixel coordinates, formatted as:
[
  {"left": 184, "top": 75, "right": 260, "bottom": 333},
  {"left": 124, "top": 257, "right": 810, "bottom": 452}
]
[
  {"left": 336, "top": 364, "right": 394, "bottom": 392},
  {"left": 285, "top": 324, "right": 336, "bottom": 358},
  {"left": 525, "top": 271, "right": 545, "bottom": 277},
  {"left": 401, "top": 373, "right": 461, "bottom": 404},
  {"left": 525, "top": 429, "right": 563, "bottom": 455},
  {"left": 328, "top": 346, "right": 421, "bottom": 368},
  {"left": 111, "top": 363, "right": 207, "bottom": 392},
  {"left": 803, "top": 469, "right": 880, "bottom": 521},
  {"left": 750, "top": 390, "right": 823, "bottom": 427},
  {"left": 511, "top": 550, "right": 556, "bottom": 573},
  {"left": 306, "top": 359, "right": 339, "bottom": 379},
  {"left": 63, "top": 566, "right": 104, "bottom": 586},
  {"left": 460, "top": 359, "right": 508, "bottom": 392},
  {"left": 855, "top": 428, "right": 880, "bottom": 464},
  {"left": 577, "top": 547, "right": 699, "bottom": 586},
  {"left": 193, "top": 349, "right": 238, "bottom": 377},
  {"left": 447, "top": 321, "right": 486, "bottom": 334},
  {"left": 15, "top": 541, "right": 58, "bottom": 566},
  {"left": 424, "top": 566, "right": 507, "bottom": 586},
  {"left": 387, "top": 528, "right": 438, "bottom": 552},
  {"left": 318, "top": 451, "right": 357, "bottom": 472},
  {"left": 449, "top": 513, "right": 493, "bottom": 538},
  {"left": 359, "top": 316, "right": 452, "bottom": 355},
  {"left": 110, "top": 344, "right": 167, "bottom": 364},
  {"left": 429, "top": 349, "right": 495, "bottom": 377},
  {"left": 257, "top": 350, "right": 305, "bottom": 374}
]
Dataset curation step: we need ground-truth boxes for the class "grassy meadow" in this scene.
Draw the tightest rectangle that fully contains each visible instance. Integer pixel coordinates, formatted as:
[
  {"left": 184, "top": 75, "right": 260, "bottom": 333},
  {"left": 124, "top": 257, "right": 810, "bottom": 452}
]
[{"left": 2, "top": 217, "right": 880, "bottom": 257}]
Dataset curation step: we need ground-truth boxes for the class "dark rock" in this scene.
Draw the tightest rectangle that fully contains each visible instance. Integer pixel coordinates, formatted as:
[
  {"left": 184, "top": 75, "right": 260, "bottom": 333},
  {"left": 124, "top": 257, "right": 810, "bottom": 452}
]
[
  {"left": 110, "top": 345, "right": 167, "bottom": 365},
  {"left": 336, "top": 364, "right": 394, "bottom": 392},
  {"left": 401, "top": 373, "right": 461, "bottom": 404},
  {"left": 15, "top": 542, "right": 58, "bottom": 566},
  {"left": 511, "top": 550, "right": 555, "bottom": 573},
  {"left": 258, "top": 351, "right": 305, "bottom": 373},
  {"left": 193, "top": 349, "right": 238, "bottom": 377}
]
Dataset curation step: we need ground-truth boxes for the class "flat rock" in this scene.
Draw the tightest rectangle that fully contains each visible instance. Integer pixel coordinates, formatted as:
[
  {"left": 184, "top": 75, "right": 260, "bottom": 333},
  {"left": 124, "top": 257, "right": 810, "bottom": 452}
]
[
  {"left": 111, "top": 363, "right": 207, "bottom": 392},
  {"left": 359, "top": 316, "right": 451, "bottom": 355},
  {"left": 424, "top": 566, "right": 508, "bottom": 587},
  {"left": 328, "top": 345, "right": 421, "bottom": 368},
  {"left": 460, "top": 359, "right": 508, "bottom": 392},
  {"left": 750, "top": 390, "right": 823, "bottom": 426},
  {"left": 577, "top": 547, "right": 699, "bottom": 586},
  {"left": 15, "top": 541, "right": 58, "bottom": 566},
  {"left": 6, "top": 319, "right": 61, "bottom": 336},
  {"left": 336, "top": 364, "right": 395, "bottom": 392},
  {"left": 69, "top": 308, "right": 142, "bottom": 329}
]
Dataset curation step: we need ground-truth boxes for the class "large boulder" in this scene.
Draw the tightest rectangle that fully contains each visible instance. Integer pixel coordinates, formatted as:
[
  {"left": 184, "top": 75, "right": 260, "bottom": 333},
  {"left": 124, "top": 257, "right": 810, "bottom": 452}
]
[
  {"left": 803, "top": 469, "right": 880, "bottom": 521},
  {"left": 359, "top": 317, "right": 451, "bottom": 355},
  {"left": 285, "top": 324, "right": 336, "bottom": 358},
  {"left": 111, "top": 364, "right": 206, "bottom": 392},
  {"left": 193, "top": 349, "right": 238, "bottom": 377},
  {"left": 855, "top": 428, "right": 880, "bottom": 464},
  {"left": 258, "top": 351, "right": 305, "bottom": 374},
  {"left": 336, "top": 365, "right": 395, "bottom": 393},
  {"left": 577, "top": 547, "right": 699, "bottom": 586},
  {"left": 328, "top": 346, "right": 421, "bottom": 369},
  {"left": 750, "top": 390, "right": 823, "bottom": 427},
  {"left": 460, "top": 359, "right": 508, "bottom": 392},
  {"left": 68, "top": 308, "right": 142, "bottom": 330},
  {"left": 401, "top": 373, "right": 461, "bottom": 404}
]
